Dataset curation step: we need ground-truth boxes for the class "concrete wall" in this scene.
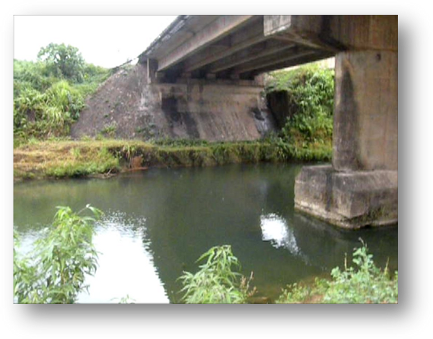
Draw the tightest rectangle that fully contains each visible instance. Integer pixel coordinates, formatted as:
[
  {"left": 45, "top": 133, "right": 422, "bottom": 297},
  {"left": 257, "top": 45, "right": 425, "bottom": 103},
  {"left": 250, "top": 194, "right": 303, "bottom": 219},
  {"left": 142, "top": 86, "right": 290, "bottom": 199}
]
[{"left": 156, "top": 81, "right": 274, "bottom": 141}]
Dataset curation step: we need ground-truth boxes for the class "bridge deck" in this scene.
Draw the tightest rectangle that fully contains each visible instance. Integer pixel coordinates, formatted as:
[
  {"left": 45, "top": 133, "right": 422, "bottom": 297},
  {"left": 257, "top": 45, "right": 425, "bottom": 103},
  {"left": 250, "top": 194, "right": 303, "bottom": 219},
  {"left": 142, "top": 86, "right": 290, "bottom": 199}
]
[{"left": 139, "top": 15, "right": 334, "bottom": 81}]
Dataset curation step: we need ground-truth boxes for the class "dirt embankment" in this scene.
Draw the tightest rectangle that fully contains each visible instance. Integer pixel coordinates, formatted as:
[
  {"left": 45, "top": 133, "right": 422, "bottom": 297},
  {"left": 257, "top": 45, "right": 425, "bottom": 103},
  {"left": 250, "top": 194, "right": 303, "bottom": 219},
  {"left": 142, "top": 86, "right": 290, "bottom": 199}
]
[
  {"left": 71, "top": 63, "right": 277, "bottom": 141},
  {"left": 71, "top": 64, "right": 159, "bottom": 139}
]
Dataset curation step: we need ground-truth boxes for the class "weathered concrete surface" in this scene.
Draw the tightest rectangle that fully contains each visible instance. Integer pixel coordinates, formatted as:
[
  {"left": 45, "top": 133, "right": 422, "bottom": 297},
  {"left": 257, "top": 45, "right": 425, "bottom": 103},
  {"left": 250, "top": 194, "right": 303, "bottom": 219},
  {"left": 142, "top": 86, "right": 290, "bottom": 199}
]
[
  {"left": 71, "top": 63, "right": 276, "bottom": 141},
  {"left": 140, "top": 16, "right": 334, "bottom": 81},
  {"left": 291, "top": 15, "right": 398, "bottom": 228},
  {"left": 295, "top": 165, "right": 398, "bottom": 229},
  {"left": 157, "top": 80, "right": 273, "bottom": 141},
  {"left": 264, "top": 15, "right": 398, "bottom": 52},
  {"left": 333, "top": 50, "right": 398, "bottom": 171}
]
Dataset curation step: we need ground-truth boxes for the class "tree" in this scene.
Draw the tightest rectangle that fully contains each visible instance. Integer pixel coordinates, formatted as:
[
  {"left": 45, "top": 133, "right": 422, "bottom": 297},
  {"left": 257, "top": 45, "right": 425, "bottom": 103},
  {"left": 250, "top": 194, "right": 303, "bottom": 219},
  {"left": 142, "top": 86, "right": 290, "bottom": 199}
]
[{"left": 38, "top": 43, "right": 85, "bottom": 83}]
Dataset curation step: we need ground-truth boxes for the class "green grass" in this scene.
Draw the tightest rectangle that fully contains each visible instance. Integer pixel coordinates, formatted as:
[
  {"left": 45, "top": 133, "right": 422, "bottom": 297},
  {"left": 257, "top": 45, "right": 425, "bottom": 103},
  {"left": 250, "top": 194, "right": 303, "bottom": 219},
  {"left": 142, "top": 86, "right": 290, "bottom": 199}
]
[
  {"left": 276, "top": 242, "right": 398, "bottom": 304},
  {"left": 13, "top": 138, "right": 332, "bottom": 180}
]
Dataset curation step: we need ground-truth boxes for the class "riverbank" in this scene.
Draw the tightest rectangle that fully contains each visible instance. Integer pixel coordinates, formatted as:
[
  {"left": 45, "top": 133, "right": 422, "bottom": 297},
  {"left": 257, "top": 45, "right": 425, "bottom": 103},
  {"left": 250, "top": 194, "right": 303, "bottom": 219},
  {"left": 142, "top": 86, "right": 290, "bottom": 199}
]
[{"left": 13, "top": 138, "right": 331, "bottom": 181}]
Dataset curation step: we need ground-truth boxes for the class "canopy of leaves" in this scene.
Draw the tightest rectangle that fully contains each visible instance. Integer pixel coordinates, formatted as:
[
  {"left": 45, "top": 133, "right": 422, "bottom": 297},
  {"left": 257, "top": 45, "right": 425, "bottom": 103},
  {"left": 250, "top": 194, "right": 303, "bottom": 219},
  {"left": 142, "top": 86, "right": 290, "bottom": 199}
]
[{"left": 38, "top": 43, "right": 86, "bottom": 83}]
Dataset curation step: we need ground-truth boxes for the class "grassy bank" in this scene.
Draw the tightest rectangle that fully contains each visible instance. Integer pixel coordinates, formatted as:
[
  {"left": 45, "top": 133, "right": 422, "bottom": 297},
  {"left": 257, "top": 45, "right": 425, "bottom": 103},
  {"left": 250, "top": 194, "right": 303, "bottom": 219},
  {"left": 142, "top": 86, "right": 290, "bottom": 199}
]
[{"left": 13, "top": 138, "right": 331, "bottom": 181}]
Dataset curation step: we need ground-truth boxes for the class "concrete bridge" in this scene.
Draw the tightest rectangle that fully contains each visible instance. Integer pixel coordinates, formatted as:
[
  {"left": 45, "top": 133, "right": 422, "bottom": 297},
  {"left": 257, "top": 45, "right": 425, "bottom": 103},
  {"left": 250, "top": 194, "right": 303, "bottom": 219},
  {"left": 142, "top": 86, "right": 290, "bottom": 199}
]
[{"left": 137, "top": 15, "right": 398, "bottom": 229}]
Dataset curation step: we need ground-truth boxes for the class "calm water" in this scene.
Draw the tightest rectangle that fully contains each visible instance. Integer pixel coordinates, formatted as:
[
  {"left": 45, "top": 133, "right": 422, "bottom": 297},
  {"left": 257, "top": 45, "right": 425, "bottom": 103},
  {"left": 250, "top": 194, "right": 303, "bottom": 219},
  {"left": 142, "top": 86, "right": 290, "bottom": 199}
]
[{"left": 14, "top": 163, "right": 398, "bottom": 303}]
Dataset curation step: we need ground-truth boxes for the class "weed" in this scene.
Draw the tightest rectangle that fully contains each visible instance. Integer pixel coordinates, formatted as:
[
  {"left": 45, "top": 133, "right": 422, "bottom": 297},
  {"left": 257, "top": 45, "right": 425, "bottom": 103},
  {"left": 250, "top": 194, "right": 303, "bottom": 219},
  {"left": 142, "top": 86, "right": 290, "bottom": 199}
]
[
  {"left": 14, "top": 205, "right": 102, "bottom": 303},
  {"left": 100, "top": 122, "right": 117, "bottom": 138},
  {"left": 277, "top": 241, "right": 398, "bottom": 304},
  {"left": 178, "top": 245, "right": 255, "bottom": 304}
]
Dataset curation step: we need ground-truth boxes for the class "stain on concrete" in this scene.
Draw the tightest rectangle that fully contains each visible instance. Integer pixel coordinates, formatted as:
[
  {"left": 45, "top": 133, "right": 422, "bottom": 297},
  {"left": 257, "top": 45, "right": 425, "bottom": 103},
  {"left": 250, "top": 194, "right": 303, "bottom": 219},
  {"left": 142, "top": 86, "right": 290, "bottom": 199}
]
[
  {"left": 334, "top": 63, "right": 361, "bottom": 170},
  {"left": 180, "top": 111, "right": 200, "bottom": 139},
  {"left": 162, "top": 97, "right": 180, "bottom": 122},
  {"left": 325, "top": 169, "right": 334, "bottom": 212},
  {"left": 318, "top": 15, "right": 347, "bottom": 51}
]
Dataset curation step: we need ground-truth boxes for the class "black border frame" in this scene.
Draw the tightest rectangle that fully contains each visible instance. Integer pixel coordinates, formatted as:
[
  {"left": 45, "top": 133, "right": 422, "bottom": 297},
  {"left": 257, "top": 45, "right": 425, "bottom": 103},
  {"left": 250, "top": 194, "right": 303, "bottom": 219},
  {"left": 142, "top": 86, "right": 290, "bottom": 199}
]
[{"left": 4, "top": 5, "right": 431, "bottom": 336}]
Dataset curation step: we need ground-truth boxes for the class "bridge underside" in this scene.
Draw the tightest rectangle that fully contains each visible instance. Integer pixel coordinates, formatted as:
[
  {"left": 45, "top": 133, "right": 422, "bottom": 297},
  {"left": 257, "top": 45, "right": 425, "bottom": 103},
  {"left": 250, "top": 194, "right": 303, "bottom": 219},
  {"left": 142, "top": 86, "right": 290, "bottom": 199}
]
[
  {"left": 138, "top": 16, "right": 334, "bottom": 82},
  {"left": 136, "top": 15, "right": 398, "bottom": 229}
]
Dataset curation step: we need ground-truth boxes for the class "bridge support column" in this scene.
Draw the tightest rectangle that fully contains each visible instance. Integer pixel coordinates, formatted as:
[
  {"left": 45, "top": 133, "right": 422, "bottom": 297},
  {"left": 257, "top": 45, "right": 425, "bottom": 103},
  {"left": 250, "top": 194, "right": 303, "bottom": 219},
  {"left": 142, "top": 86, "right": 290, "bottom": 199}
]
[{"left": 294, "top": 49, "right": 398, "bottom": 228}]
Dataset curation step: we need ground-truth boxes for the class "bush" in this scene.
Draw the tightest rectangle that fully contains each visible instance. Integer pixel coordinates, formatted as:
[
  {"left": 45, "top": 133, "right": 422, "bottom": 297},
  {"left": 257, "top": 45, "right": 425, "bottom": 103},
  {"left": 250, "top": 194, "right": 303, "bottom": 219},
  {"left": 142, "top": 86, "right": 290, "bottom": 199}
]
[
  {"left": 265, "top": 64, "right": 334, "bottom": 149},
  {"left": 277, "top": 241, "right": 398, "bottom": 304},
  {"left": 178, "top": 245, "right": 255, "bottom": 304},
  {"left": 14, "top": 205, "right": 102, "bottom": 304},
  {"left": 14, "top": 46, "right": 109, "bottom": 142}
]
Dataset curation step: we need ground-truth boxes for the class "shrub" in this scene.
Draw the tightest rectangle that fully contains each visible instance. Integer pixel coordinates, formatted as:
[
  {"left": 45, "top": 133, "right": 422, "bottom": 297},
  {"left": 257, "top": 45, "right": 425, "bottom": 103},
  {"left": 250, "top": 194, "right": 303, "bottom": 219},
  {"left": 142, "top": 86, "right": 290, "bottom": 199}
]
[
  {"left": 277, "top": 241, "right": 398, "bottom": 304},
  {"left": 14, "top": 46, "right": 109, "bottom": 142},
  {"left": 265, "top": 64, "right": 334, "bottom": 149},
  {"left": 178, "top": 245, "right": 255, "bottom": 304},
  {"left": 14, "top": 205, "right": 102, "bottom": 304}
]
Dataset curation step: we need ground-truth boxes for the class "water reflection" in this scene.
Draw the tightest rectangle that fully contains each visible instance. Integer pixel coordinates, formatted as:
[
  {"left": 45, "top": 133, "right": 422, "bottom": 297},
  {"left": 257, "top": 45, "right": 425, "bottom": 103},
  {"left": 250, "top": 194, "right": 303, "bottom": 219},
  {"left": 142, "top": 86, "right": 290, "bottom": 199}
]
[
  {"left": 260, "top": 213, "right": 300, "bottom": 255},
  {"left": 14, "top": 164, "right": 397, "bottom": 303},
  {"left": 77, "top": 212, "right": 168, "bottom": 303}
]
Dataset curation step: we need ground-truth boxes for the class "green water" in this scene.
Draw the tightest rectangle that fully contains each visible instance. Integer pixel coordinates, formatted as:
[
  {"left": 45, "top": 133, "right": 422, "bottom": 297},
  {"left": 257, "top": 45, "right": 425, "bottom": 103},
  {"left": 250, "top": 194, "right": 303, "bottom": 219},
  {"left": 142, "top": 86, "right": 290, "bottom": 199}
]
[{"left": 13, "top": 163, "right": 398, "bottom": 303}]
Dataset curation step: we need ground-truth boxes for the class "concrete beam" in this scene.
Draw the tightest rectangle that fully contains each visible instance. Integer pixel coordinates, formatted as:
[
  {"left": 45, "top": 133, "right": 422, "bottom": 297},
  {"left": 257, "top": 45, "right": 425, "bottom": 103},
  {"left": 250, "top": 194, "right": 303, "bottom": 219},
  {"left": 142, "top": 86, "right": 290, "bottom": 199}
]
[
  {"left": 208, "top": 40, "right": 296, "bottom": 73},
  {"left": 158, "top": 15, "right": 255, "bottom": 71},
  {"left": 182, "top": 17, "right": 266, "bottom": 73},
  {"left": 328, "top": 15, "right": 398, "bottom": 51},
  {"left": 264, "top": 15, "right": 340, "bottom": 51},
  {"left": 249, "top": 52, "right": 332, "bottom": 76},
  {"left": 233, "top": 48, "right": 316, "bottom": 75},
  {"left": 264, "top": 15, "right": 397, "bottom": 52}
]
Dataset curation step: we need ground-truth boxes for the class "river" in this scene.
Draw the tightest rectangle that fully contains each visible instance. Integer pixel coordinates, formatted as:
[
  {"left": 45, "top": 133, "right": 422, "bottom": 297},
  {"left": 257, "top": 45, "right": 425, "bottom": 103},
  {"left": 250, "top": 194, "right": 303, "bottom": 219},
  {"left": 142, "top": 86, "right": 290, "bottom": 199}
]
[{"left": 14, "top": 163, "right": 398, "bottom": 303}]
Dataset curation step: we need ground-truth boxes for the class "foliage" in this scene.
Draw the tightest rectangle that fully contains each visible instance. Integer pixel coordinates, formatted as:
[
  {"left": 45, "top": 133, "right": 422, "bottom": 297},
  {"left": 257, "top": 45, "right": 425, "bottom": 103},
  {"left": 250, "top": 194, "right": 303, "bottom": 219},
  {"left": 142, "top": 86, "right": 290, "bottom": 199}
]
[
  {"left": 265, "top": 64, "right": 334, "bottom": 148},
  {"left": 277, "top": 241, "right": 398, "bottom": 304},
  {"left": 37, "top": 43, "right": 86, "bottom": 83},
  {"left": 100, "top": 122, "right": 118, "bottom": 138},
  {"left": 266, "top": 64, "right": 334, "bottom": 112},
  {"left": 14, "top": 80, "right": 86, "bottom": 138},
  {"left": 14, "top": 47, "right": 109, "bottom": 142},
  {"left": 178, "top": 245, "right": 255, "bottom": 304},
  {"left": 152, "top": 138, "right": 210, "bottom": 147},
  {"left": 111, "top": 295, "right": 136, "bottom": 304},
  {"left": 14, "top": 205, "right": 103, "bottom": 304}
]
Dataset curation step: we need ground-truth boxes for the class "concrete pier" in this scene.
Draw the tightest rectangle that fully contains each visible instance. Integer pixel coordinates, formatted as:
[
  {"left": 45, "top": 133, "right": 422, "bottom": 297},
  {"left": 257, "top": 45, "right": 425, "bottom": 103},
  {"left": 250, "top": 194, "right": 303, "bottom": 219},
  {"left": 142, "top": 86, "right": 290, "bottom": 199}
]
[{"left": 294, "top": 16, "right": 398, "bottom": 228}]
